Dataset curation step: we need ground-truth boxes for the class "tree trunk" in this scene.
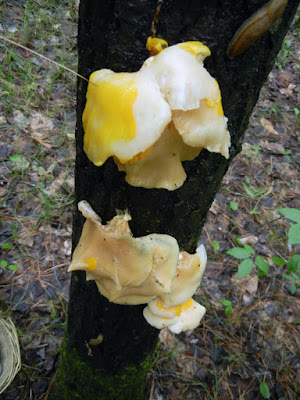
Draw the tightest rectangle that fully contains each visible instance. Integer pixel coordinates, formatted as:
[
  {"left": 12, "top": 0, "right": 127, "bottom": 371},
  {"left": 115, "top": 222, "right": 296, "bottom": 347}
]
[{"left": 50, "top": 0, "right": 299, "bottom": 399}]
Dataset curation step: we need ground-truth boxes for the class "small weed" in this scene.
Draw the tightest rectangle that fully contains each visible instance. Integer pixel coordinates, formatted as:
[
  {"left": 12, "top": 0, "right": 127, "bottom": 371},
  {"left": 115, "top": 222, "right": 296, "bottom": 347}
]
[
  {"left": 275, "top": 38, "right": 296, "bottom": 70},
  {"left": 226, "top": 243, "right": 269, "bottom": 279},
  {"left": 221, "top": 299, "right": 233, "bottom": 316},
  {"left": 259, "top": 381, "right": 271, "bottom": 399},
  {"left": 280, "top": 149, "right": 291, "bottom": 161},
  {"left": 229, "top": 200, "right": 238, "bottom": 211},
  {"left": 251, "top": 145, "right": 261, "bottom": 155},
  {"left": 0, "top": 243, "right": 20, "bottom": 270},
  {"left": 242, "top": 177, "right": 267, "bottom": 199},
  {"left": 211, "top": 241, "right": 220, "bottom": 252},
  {"left": 275, "top": 208, "right": 300, "bottom": 293},
  {"left": 226, "top": 208, "right": 300, "bottom": 290}
]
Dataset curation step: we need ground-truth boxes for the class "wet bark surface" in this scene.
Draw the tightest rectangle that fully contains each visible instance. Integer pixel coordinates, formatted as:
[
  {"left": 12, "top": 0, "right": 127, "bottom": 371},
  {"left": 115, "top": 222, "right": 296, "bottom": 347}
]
[{"left": 66, "top": 0, "right": 299, "bottom": 383}]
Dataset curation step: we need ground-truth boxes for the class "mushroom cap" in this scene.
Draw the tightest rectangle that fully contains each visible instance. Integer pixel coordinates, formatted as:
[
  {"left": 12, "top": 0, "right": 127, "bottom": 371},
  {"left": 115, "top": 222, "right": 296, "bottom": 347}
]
[
  {"left": 82, "top": 41, "right": 230, "bottom": 190},
  {"left": 161, "top": 244, "right": 207, "bottom": 307},
  {"left": 68, "top": 210, "right": 152, "bottom": 289},
  {"left": 68, "top": 202, "right": 180, "bottom": 305},
  {"left": 143, "top": 297, "right": 206, "bottom": 333},
  {"left": 83, "top": 69, "right": 171, "bottom": 166},
  {"left": 115, "top": 122, "right": 201, "bottom": 190},
  {"left": 100, "top": 233, "right": 179, "bottom": 304},
  {"left": 168, "top": 300, "right": 206, "bottom": 334},
  {"left": 141, "top": 42, "right": 216, "bottom": 111},
  {"left": 172, "top": 105, "right": 230, "bottom": 159}
]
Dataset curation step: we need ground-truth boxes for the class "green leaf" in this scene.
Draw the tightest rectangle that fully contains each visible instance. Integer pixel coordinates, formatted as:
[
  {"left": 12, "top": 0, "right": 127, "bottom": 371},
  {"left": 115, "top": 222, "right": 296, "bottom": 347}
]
[
  {"left": 255, "top": 256, "right": 269, "bottom": 274},
  {"left": 287, "top": 254, "right": 300, "bottom": 273},
  {"left": 242, "top": 183, "right": 255, "bottom": 198},
  {"left": 8, "top": 264, "right": 19, "bottom": 271},
  {"left": 278, "top": 208, "right": 300, "bottom": 223},
  {"left": 224, "top": 306, "right": 233, "bottom": 316},
  {"left": 237, "top": 259, "right": 254, "bottom": 279},
  {"left": 288, "top": 223, "right": 300, "bottom": 245},
  {"left": 272, "top": 257, "right": 285, "bottom": 266},
  {"left": 243, "top": 244, "right": 255, "bottom": 255},
  {"left": 221, "top": 300, "right": 232, "bottom": 307},
  {"left": 294, "top": 107, "right": 300, "bottom": 117},
  {"left": 229, "top": 201, "right": 238, "bottom": 211},
  {"left": 0, "top": 260, "right": 8, "bottom": 267},
  {"left": 290, "top": 284, "right": 296, "bottom": 294},
  {"left": 9, "top": 154, "right": 21, "bottom": 163},
  {"left": 1, "top": 243, "right": 11, "bottom": 250},
  {"left": 227, "top": 247, "right": 252, "bottom": 259},
  {"left": 245, "top": 176, "right": 250, "bottom": 184},
  {"left": 212, "top": 241, "right": 220, "bottom": 251},
  {"left": 260, "top": 382, "right": 271, "bottom": 399},
  {"left": 283, "top": 274, "right": 295, "bottom": 282},
  {"left": 8, "top": 264, "right": 20, "bottom": 271}
]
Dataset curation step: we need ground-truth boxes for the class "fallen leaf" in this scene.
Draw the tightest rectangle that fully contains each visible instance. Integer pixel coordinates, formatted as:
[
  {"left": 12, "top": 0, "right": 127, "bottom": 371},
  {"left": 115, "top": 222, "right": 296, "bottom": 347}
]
[
  {"left": 209, "top": 199, "right": 220, "bottom": 215},
  {"left": 260, "top": 140, "right": 285, "bottom": 154},
  {"left": 240, "top": 235, "right": 259, "bottom": 246},
  {"left": 260, "top": 118, "right": 278, "bottom": 135},
  {"left": 29, "top": 111, "right": 55, "bottom": 148}
]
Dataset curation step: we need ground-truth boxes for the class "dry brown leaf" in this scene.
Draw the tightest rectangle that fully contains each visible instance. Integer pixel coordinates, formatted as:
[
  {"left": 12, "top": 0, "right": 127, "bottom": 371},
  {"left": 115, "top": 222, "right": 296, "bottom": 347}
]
[
  {"left": 29, "top": 111, "right": 55, "bottom": 148},
  {"left": 159, "top": 328, "right": 175, "bottom": 347},
  {"left": 260, "top": 118, "right": 278, "bottom": 135},
  {"left": 209, "top": 199, "right": 220, "bottom": 215},
  {"left": 232, "top": 275, "right": 258, "bottom": 296},
  {"left": 260, "top": 140, "right": 285, "bottom": 154},
  {"left": 239, "top": 235, "right": 258, "bottom": 246}
]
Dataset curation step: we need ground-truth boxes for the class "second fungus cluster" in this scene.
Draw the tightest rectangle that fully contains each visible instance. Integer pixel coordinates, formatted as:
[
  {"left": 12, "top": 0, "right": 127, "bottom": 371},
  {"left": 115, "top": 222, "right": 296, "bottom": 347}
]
[{"left": 68, "top": 201, "right": 207, "bottom": 333}]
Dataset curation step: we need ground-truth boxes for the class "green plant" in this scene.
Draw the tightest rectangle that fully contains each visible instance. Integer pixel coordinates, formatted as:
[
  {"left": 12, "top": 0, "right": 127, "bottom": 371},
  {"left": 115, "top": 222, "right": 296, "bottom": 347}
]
[
  {"left": 0, "top": 243, "right": 20, "bottom": 271},
  {"left": 275, "top": 38, "right": 296, "bottom": 70},
  {"left": 220, "top": 299, "right": 233, "bottom": 316},
  {"left": 251, "top": 145, "right": 261, "bottom": 155},
  {"left": 280, "top": 149, "right": 291, "bottom": 161},
  {"left": 212, "top": 241, "right": 220, "bottom": 252},
  {"left": 273, "top": 208, "right": 300, "bottom": 294},
  {"left": 242, "top": 176, "right": 267, "bottom": 199},
  {"left": 259, "top": 381, "right": 271, "bottom": 399},
  {"left": 229, "top": 201, "right": 238, "bottom": 211},
  {"left": 226, "top": 244, "right": 269, "bottom": 279}
]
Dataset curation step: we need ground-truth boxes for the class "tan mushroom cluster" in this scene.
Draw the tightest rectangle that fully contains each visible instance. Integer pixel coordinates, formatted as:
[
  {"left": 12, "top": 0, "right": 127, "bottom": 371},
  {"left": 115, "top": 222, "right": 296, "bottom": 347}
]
[
  {"left": 68, "top": 201, "right": 207, "bottom": 333},
  {"left": 83, "top": 40, "right": 230, "bottom": 190}
]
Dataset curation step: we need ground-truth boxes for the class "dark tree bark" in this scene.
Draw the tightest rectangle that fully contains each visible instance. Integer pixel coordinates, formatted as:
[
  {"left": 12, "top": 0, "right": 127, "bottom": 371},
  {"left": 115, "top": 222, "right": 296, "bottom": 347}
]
[{"left": 50, "top": 1, "right": 299, "bottom": 399}]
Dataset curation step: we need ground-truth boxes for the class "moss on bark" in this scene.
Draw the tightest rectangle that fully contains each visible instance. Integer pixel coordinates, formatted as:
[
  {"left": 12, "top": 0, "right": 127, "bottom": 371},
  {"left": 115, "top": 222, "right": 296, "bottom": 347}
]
[{"left": 50, "top": 341, "right": 154, "bottom": 400}]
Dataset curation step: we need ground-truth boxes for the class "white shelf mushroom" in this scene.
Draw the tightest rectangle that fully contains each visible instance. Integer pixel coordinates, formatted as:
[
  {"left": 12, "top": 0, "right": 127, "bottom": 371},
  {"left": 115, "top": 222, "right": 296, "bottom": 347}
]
[{"left": 82, "top": 40, "right": 230, "bottom": 190}]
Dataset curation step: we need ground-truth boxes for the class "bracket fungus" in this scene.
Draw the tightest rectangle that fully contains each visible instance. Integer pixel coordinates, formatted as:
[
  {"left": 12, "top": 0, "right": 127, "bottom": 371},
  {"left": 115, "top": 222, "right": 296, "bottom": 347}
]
[
  {"left": 68, "top": 201, "right": 207, "bottom": 333},
  {"left": 82, "top": 40, "right": 230, "bottom": 190}
]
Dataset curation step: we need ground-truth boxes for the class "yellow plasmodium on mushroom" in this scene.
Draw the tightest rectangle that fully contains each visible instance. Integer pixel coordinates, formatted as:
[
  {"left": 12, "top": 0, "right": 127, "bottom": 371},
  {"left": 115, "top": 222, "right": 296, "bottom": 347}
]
[
  {"left": 146, "top": 36, "right": 168, "bottom": 55},
  {"left": 82, "top": 40, "right": 230, "bottom": 190},
  {"left": 68, "top": 201, "right": 207, "bottom": 333}
]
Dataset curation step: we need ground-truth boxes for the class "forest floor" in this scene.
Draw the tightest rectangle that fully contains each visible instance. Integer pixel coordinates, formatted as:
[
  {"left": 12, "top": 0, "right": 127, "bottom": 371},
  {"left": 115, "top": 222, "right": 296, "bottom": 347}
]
[{"left": 0, "top": 1, "right": 299, "bottom": 399}]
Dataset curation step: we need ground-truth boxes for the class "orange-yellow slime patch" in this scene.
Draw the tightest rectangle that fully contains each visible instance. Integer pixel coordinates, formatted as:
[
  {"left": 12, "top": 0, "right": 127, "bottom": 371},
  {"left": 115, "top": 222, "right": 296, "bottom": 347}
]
[
  {"left": 146, "top": 37, "right": 168, "bottom": 55},
  {"left": 83, "top": 71, "right": 138, "bottom": 166},
  {"left": 205, "top": 97, "right": 224, "bottom": 116},
  {"left": 178, "top": 41, "right": 211, "bottom": 57},
  {"left": 86, "top": 257, "right": 97, "bottom": 271},
  {"left": 157, "top": 297, "right": 194, "bottom": 317},
  {"left": 126, "top": 146, "right": 153, "bottom": 165}
]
